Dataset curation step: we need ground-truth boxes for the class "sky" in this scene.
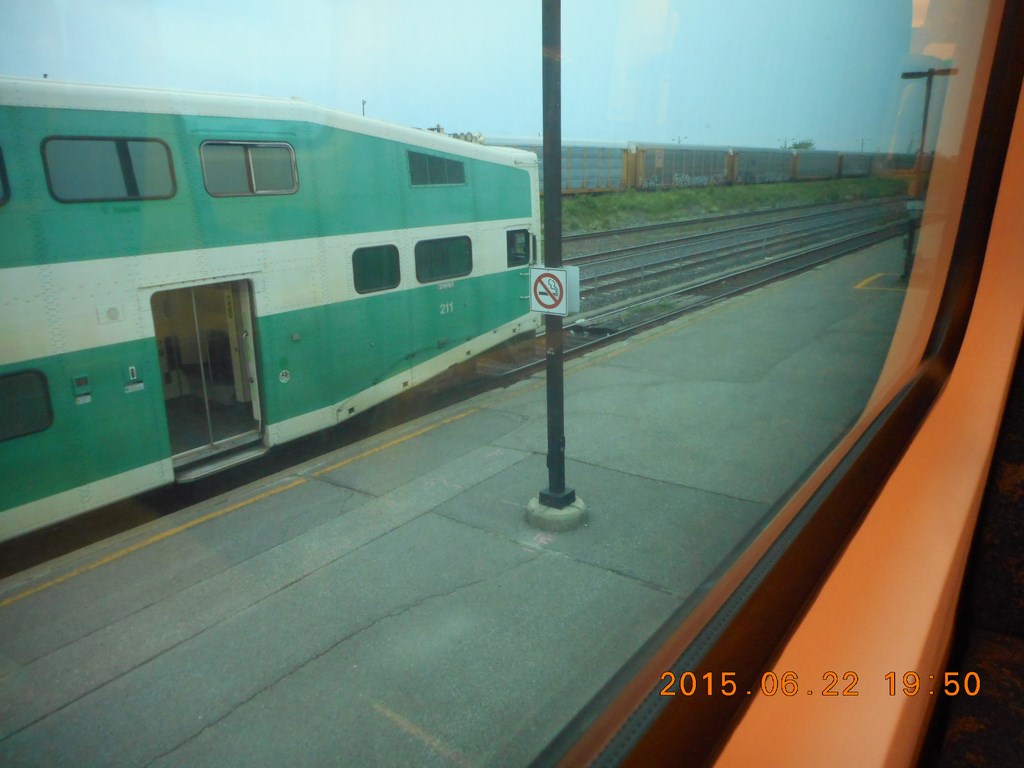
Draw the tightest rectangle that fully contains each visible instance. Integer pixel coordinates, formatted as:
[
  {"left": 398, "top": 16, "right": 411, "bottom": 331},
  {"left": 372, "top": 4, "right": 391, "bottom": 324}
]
[{"left": 1, "top": 0, "right": 960, "bottom": 153}]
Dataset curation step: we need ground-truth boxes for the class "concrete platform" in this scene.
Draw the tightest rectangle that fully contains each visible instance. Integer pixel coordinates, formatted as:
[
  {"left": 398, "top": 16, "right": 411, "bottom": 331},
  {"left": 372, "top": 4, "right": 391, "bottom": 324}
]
[{"left": 0, "top": 240, "right": 907, "bottom": 767}]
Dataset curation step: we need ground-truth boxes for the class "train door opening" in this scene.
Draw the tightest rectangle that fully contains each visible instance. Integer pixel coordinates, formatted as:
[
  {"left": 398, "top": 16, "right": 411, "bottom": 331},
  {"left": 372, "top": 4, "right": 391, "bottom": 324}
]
[{"left": 151, "top": 280, "right": 263, "bottom": 468}]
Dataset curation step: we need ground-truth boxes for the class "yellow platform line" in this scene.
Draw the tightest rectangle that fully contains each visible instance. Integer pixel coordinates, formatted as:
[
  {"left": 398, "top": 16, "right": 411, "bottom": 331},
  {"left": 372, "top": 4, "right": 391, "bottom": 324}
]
[
  {"left": 371, "top": 701, "right": 475, "bottom": 768},
  {"left": 312, "top": 408, "right": 479, "bottom": 477},
  {"left": 1, "top": 407, "right": 481, "bottom": 609},
  {"left": 855, "top": 272, "right": 905, "bottom": 291},
  {"left": 0, "top": 477, "right": 307, "bottom": 609},
  {"left": 854, "top": 272, "right": 886, "bottom": 289}
]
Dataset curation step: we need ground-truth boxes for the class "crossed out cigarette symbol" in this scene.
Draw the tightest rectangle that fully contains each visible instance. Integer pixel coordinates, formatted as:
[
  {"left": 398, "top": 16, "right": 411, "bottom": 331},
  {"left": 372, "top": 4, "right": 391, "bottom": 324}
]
[{"left": 533, "top": 272, "right": 563, "bottom": 309}]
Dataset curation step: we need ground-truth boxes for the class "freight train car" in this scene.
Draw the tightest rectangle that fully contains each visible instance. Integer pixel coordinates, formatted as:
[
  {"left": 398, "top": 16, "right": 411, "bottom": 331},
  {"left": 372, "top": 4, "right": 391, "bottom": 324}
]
[
  {"left": 562, "top": 142, "right": 629, "bottom": 192},
  {"left": 488, "top": 138, "right": 916, "bottom": 194},
  {"left": 791, "top": 148, "right": 841, "bottom": 180},
  {"left": 731, "top": 146, "right": 794, "bottom": 184},
  {"left": 488, "top": 139, "right": 630, "bottom": 192},
  {"left": 632, "top": 144, "right": 732, "bottom": 189},
  {"left": 0, "top": 77, "right": 541, "bottom": 541},
  {"left": 837, "top": 151, "right": 874, "bottom": 177}
]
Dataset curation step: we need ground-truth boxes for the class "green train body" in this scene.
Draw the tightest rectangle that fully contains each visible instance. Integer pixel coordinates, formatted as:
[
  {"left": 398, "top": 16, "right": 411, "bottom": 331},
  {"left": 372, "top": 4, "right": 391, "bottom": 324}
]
[{"left": 0, "top": 77, "right": 541, "bottom": 541}]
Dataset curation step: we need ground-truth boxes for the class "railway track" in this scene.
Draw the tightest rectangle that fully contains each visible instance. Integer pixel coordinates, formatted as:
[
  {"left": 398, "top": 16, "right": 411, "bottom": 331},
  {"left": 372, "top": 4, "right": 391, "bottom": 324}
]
[
  {"left": 562, "top": 197, "right": 905, "bottom": 257},
  {"left": 567, "top": 199, "right": 906, "bottom": 309},
  {"left": 494, "top": 201, "right": 908, "bottom": 377}
]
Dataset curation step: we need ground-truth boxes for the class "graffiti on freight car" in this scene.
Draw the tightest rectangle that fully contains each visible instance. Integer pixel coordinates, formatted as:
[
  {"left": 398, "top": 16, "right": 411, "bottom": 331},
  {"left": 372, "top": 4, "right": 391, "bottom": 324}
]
[
  {"left": 642, "top": 173, "right": 728, "bottom": 189},
  {"left": 673, "top": 173, "right": 726, "bottom": 188},
  {"left": 738, "top": 172, "right": 789, "bottom": 184}
]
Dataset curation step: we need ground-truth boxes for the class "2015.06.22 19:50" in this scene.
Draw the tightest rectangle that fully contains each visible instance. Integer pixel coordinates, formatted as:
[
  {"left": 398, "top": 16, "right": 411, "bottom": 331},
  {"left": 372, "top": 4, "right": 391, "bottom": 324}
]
[{"left": 658, "top": 671, "right": 982, "bottom": 697}]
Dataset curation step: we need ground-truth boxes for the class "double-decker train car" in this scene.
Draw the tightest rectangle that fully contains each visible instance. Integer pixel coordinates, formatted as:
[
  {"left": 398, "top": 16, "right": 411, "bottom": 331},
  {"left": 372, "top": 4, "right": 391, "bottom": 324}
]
[{"left": 0, "top": 77, "right": 541, "bottom": 541}]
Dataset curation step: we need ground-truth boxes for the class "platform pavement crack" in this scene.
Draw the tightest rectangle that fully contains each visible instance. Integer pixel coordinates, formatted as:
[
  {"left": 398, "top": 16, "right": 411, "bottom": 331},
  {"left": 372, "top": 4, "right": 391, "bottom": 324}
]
[
  {"left": 0, "top": 484, "right": 454, "bottom": 744},
  {"left": 8, "top": 460, "right": 444, "bottom": 664},
  {"left": 567, "top": 456, "right": 768, "bottom": 506},
  {"left": 0, "top": 448, "right": 749, "bottom": 746},
  {"left": 1, "top": 475, "right": 368, "bottom": 671},
  {"left": 3, "top": 444, "right": 535, "bottom": 743},
  {"left": 433, "top": 510, "right": 685, "bottom": 600},
  {"left": 140, "top": 555, "right": 540, "bottom": 767}
]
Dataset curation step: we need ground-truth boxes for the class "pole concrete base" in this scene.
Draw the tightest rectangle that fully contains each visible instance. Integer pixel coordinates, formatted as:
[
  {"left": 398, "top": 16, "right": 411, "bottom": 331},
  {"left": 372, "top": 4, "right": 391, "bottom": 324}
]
[{"left": 527, "top": 495, "right": 587, "bottom": 532}]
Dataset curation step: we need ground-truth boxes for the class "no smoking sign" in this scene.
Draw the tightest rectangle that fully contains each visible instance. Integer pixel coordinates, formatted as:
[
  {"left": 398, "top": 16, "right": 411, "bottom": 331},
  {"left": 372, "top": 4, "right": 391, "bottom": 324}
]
[{"left": 529, "top": 266, "right": 580, "bottom": 317}]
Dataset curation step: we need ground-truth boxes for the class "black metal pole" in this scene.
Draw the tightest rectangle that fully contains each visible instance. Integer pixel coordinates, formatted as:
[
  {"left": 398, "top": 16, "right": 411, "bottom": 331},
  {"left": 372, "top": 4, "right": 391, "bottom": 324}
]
[
  {"left": 539, "top": 0, "right": 575, "bottom": 509},
  {"left": 902, "top": 215, "right": 916, "bottom": 280},
  {"left": 917, "top": 71, "right": 934, "bottom": 197},
  {"left": 902, "top": 67, "right": 957, "bottom": 198}
]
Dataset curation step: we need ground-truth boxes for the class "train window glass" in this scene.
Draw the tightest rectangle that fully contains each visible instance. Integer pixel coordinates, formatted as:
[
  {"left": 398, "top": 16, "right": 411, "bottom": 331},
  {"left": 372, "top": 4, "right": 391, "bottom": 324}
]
[
  {"left": 0, "top": 147, "right": 9, "bottom": 206},
  {"left": 201, "top": 141, "right": 297, "bottom": 196},
  {"left": 126, "top": 140, "right": 176, "bottom": 198},
  {"left": 250, "top": 145, "right": 298, "bottom": 193},
  {"left": 352, "top": 245, "right": 401, "bottom": 293},
  {"left": 0, "top": 371, "right": 53, "bottom": 442},
  {"left": 445, "top": 157, "right": 466, "bottom": 184},
  {"left": 408, "top": 151, "right": 430, "bottom": 185},
  {"left": 414, "top": 236, "right": 472, "bottom": 282},
  {"left": 201, "top": 143, "right": 249, "bottom": 195},
  {"left": 45, "top": 139, "right": 127, "bottom": 200},
  {"left": 43, "top": 137, "right": 175, "bottom": 202},
  {"left": 408, "top": 150, "right": 466, "bottom": 185},
  {"left": 507, "top": 229, "right": 530, "bottom": 267}
]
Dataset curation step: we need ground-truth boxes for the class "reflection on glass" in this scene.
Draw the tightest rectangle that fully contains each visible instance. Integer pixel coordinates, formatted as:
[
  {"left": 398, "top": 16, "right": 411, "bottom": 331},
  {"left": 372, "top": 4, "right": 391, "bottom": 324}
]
[{"left": 0, "top": 1, "right": 1000, "bottom": 766}]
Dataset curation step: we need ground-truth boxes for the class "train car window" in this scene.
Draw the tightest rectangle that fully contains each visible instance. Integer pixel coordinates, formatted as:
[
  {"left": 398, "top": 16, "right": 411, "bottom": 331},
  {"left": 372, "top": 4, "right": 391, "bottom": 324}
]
[
  {"left": 201, "top": 143, "right": 248, "bottom": 195},
  {"left": 414, "top": 236, "right": 472, "bottom": 282},
  {"left": 0, "top": 371, "right": 53, "bottom": 442},
  {"left": 201, "top": 141, "right": 298, "bottom": 196},
  {"left": 250, "top": 145, "right": 297, "bottom": 191},
  {"left": 42, "top": 137, "right": 175, "bottom": 202},
  {"left": 408, "top": 150, "right": 466, "bottom": 185},
  {"left": 125, "top": 140, "right": 176, "bottom": 197},
  {"left": 352, "top": 245, "right": 401, "bottom": 293},
  {"left": 0, "top": 147, "right": 9, "bottom": 206},
  {"left": 507, "top": 229, "right": 530, "bottom": 267}
]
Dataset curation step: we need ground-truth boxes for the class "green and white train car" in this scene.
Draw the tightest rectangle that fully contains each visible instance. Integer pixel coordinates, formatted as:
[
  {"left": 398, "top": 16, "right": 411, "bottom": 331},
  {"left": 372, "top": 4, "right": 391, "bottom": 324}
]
[{"left": 0, "top": 77, "right": 541, "bottom": 541}]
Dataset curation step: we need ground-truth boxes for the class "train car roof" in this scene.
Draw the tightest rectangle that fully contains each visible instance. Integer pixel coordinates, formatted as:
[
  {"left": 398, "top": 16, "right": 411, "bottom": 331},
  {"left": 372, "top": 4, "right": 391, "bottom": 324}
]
[{"left": 0, "top": 76, "right": 536, "bottom": 169}]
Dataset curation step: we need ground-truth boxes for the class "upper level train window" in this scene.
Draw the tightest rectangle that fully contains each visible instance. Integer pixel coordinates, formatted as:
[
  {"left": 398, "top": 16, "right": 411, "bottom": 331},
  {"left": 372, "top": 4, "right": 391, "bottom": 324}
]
[
  {"left": 42, "top": 137, "right": 175, "bottom": 202},
  {"left": 353, "top": 245, "right": 401, "bottom": 294},
  {"left": 408, "top": 151, "right": 465, "bottom": 186},
  {"left": 506, "top": 230, "right": 530, "bottom": 267},
  {"left": 0, "top": 371, "right": 53, "bottom": 442},
  {"left": 201, "top": 141, "right": 298, "bottom": 196},
  {"left": 0, "top": 147, "right": 9, "bottom": 206},
  {"left": 415, "top": 236, "right": 472, "bottom": 282}
]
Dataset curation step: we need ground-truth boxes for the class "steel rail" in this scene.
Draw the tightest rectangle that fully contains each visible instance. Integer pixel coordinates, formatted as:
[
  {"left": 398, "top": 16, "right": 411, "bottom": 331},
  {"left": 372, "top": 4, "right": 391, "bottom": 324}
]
[
  {"left": 578, "top": 210, "right": 907, "bottom": 305},
  {"left": 564, "top": 200, "right": 904, "bottom": 268},
  {"left": 562, "top": 196, "right": 906, "bottom": 249}
]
